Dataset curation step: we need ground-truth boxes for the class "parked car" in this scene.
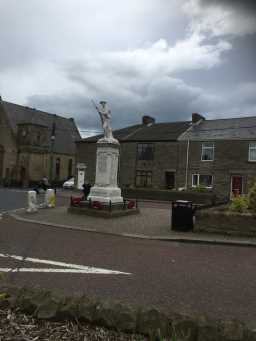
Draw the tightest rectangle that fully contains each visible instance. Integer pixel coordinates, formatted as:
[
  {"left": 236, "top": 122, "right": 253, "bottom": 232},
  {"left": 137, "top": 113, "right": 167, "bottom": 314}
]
[{"left": 63, "top": 177, "right": 75, "bottom": 189}]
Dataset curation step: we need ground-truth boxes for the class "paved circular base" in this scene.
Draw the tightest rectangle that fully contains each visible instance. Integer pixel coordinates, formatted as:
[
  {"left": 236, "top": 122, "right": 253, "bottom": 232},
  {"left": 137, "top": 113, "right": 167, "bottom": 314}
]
[{"left": 68, "top": 206, "right": 140, "bottom": 218}]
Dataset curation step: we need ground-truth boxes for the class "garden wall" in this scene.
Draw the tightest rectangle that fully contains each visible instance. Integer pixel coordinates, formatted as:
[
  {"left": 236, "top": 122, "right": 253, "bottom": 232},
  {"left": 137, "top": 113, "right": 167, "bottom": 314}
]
[
  {"left": 195, "top": 206, "right": 256, "bottom": 237},
  {"left": 122, "top": 188, "right": 217, "bottom": 205}
]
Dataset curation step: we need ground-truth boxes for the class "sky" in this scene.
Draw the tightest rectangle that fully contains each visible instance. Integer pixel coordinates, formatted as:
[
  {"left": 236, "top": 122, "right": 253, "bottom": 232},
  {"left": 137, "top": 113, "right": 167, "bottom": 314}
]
[{"left": 0, "top": 0, "right": 256, "bottom": 136}]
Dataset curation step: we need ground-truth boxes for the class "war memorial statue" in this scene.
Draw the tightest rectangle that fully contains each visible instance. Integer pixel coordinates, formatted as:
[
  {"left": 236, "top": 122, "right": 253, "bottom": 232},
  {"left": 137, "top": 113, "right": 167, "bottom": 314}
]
[
  {"left": 88, "top": 101, "right": 123, "bottom": 203},
  {"left": 68, "top": 100, "right": 138, "bottom": 216}
]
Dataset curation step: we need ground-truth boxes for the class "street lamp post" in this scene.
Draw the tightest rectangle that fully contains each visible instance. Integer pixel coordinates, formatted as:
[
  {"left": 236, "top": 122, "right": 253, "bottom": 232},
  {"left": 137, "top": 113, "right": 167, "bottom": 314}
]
[{"left": 49, "top": 122, "right": 56, "bottom": 185}]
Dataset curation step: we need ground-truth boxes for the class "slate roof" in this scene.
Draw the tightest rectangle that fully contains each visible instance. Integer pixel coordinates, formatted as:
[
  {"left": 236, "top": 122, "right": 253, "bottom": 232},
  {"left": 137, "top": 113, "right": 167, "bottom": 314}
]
[
  {"left": 79, "top": 121, "right": 191, "bottom": 143},
  {"left": 2, "top": 101, "right": 80, "bottom": 154},
  {"left": 179, "top": 116, "right": 256, "bottom": 141}
]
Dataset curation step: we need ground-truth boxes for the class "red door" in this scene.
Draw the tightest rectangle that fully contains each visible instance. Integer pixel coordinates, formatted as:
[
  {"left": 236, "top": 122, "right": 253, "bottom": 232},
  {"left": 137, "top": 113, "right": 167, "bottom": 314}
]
[{"left": 231, "top": 176, "right": 243, "bottom": 196}]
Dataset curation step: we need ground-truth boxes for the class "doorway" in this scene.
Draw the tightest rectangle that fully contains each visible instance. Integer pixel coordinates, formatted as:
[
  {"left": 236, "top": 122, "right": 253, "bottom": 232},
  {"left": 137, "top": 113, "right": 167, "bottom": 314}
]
[
  {"left": 165, "top": 171, "right": 175, "bottom": 189},
  {"left": 231, "top": 175, "right": 243, "bottom": 196}
]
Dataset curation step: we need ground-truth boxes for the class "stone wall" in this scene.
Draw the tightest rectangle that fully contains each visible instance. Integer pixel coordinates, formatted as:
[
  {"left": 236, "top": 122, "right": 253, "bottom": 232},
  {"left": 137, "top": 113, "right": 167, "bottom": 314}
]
[
  {"left": 77, "top": 141, "right": 181, "bottom": 189},
  {"left": 122, "top": 188, "right": 217, "bottom": 205},
  {"left": 76, "top": 142, "right": 97, "bottom": 184},
  {"left": 27, "top": 152, "right": 75, "bottom": 183},
  {"left": 178, "top": 140, "right": 256, "bottom": 201},
  {"left": 0, "top": 105, "right": 18, "bottom": 182},
  {"left": 76, "top": 139, "right": 256, "bottom": 201},
  {"left": 195, "top": 206, "right": 256, "bottom": 237},
  {"left": 1, "top": 286, "right": 255, "bottom": 341}
]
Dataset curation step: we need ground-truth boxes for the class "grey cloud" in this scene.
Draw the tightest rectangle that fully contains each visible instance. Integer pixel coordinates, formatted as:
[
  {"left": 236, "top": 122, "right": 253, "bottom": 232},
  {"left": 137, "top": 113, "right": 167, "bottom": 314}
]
[
  {"left": 26, "top": 72, "right": 222, "bottom": 134},
  {"left": 199, "top": 0, "right": 256, "bottom": 14},
  {"left": 1, "top": 0, "right": 256, "bottom": 136}
]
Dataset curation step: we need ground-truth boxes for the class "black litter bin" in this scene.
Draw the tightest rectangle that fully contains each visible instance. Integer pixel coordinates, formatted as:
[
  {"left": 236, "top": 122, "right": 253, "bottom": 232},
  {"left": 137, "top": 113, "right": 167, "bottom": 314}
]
[{"left": 171, "top": 200, "right": 196, "bottom": 231}]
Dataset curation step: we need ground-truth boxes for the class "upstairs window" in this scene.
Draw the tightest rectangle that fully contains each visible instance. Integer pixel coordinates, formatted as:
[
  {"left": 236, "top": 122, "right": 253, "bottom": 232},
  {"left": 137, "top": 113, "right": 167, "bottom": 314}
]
[
  {"left": 135, "top": 170, "right": 152, "bottom": 187},
  {"left": 249, "top": 143, "right": 256, "bottom": 161},
  {"left": 137, "top": 143, "right": 154, "bottom": 160},
  {"left": 201, "top": 142, "right": 214, "bottom": 161},
  {"left": 192, "top": 174, "right": 213, "bottom": 188}
]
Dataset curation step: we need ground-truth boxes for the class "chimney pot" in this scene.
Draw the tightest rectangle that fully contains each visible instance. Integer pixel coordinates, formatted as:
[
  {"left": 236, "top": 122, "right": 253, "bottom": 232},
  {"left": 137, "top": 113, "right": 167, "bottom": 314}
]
[
  {"left": 142, "top": 115, "right": 155, "bottom": 126},
  {"left": 192, "top": 113, "right": 205, "bottom": 123}
]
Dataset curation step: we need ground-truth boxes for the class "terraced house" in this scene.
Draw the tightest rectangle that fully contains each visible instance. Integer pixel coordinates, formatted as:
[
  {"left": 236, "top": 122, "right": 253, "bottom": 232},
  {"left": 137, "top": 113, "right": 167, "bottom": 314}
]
[
  {"left": 77, "top": 113, "right": 256, "bottom": 201},
  {"left": 76, "top": 115, "right": 191, "bottom": 190},
  {"left": 178, "top": 115, "right": 256, "bottom": 201},
  {"left": 0, "top": 97, "right": 80, "bottom": 186}
]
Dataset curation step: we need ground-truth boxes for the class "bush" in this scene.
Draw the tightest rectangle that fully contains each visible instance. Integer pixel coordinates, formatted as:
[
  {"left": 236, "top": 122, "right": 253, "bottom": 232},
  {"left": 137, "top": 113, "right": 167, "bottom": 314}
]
[
  {"left": 229, "top": 195, "right": 248, "bottom": 213},
  {"left": 192, "top": 185, "right": 208, "bottom": 192},
  {"left": 248, "top": 182, "right": 256, "bottom": 212}
]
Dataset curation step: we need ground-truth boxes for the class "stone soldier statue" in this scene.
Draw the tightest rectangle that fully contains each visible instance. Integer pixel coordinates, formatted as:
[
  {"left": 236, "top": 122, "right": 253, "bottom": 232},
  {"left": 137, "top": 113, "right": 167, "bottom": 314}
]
[{"left": 93, "top": 101, "right": 114, "bottom": 140}]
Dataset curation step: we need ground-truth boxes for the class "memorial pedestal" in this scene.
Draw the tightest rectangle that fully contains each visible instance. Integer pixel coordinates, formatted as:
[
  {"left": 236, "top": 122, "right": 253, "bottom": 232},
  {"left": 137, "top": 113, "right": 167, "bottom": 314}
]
[{"left": 88, "top": 138, "right": 123, "bottom": 204}]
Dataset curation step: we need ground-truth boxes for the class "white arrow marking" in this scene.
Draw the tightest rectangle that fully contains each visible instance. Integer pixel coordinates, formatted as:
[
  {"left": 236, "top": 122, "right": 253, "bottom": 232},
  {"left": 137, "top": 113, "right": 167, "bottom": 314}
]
[{"left": 0, "top": 253, "right": 131, "bottom": 275}]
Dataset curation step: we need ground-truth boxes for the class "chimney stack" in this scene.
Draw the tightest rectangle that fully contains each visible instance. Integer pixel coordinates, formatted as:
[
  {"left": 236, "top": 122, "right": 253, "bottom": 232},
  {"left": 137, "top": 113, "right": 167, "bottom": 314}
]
[
  {"left": 192, "top": 113, "right": 205, "bottom": 124},
  {"left": 142, "top": 115, "right": 155, "bottom": 126}
]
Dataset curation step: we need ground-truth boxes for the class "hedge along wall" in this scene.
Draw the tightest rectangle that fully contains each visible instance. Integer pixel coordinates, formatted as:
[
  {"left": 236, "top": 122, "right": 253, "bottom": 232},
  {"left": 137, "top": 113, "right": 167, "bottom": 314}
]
[
  {"left": 122, "top": 188, "right": 217, "bottom": 205},
  {"left": 0, "top": 286, "right": 255, "bottom": 341}
]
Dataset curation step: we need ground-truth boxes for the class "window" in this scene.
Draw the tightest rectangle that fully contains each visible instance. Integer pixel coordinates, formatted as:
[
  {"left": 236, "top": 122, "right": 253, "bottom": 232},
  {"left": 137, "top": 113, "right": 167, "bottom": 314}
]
[
  {"left": 192, "top": 174, "right": 199, "bottom": 187},
  {"left": 68, "top": 158, "right": 73, "bottom": 178},
  {"left": 192, "top": 174, "right": 213, "bottom": 188},
  {"left": 137, "top": 143, "right": 154, "bottom": 160},
  {"left": 249, "top": 143, "right": 256, "bottom": 161},
  {"left": 201, "top": 142, "right": 214, "bottom": 161},
  {"left": 135, "top": 170, "right": 152, "bottom": 187}
]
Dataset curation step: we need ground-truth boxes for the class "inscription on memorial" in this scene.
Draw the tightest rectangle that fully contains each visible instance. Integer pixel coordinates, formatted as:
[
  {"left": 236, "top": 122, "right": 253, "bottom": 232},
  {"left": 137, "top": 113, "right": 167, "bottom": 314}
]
[{"left": 98, "top": 153, "right": 107, "bottom": 173}]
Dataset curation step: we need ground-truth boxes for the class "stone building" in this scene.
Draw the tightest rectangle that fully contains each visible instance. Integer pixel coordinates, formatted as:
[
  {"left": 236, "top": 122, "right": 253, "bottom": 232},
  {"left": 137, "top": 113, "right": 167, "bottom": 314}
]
[
  {"left": 178, "top": 115, "right": 256, "bottom": 201},
  {"left": 77, "top": 112, "right": 256, "bottom": 201},
  {"left": 0, "top": 97, "right": 80, "bottom": 186},
  {"left": 76, "top": 115, "right": 190, "bottom": 190}
]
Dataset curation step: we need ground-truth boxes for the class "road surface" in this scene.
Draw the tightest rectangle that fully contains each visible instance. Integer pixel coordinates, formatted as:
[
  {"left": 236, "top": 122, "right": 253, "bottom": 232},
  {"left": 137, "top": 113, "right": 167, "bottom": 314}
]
[{"left": 0, "top": 215, "right": 255, "bottom": 328}]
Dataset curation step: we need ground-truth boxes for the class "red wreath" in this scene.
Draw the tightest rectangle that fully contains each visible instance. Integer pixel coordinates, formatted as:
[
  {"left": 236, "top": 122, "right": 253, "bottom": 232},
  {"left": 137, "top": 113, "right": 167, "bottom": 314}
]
[
  {"left": 92, "top": 201, "right": 103, "bottom": 209},
  {"left": 71, "top": 196, "right": 82, "bottom": 206},
  {"left": 127, "top": 200, "right": 135, "bottom": 209}
]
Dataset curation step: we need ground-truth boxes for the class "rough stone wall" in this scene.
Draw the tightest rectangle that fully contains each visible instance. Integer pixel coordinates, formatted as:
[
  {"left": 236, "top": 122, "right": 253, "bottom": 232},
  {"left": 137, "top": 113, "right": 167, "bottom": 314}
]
[
  {"left": 119, "top": 142, "right": 137, "bottom": 187},
  {"left": 0, "top": 105, "right": 18, "bottom": 182},
  {"left": 2, "top": 286, "right": 255, "bottom": 341},
  {"left": 51, "top": 154, "right": 76, "bottom": 181},
  {"left": 195, "top": 207, "right": 256, "bottom": 237},
  {"left": 27, "top": 152, "right": 47, "bottom": 181},
  {"left": 177, "top": 140, "right": 256, "bottom": 200},
  {"left": 151, "top": 141, "right": 179, "bottom": 188},
  {"left": 120, "top": 141, "right": 180, "bottom": 188},
  {"left": 14, "top": 150, "right": 76, "bottom": 184},
  {"left": 77, "top": 141, "right": 181, "bottom": 189},
  {"left": 76, "top": 142, "right": 97, "bottom": 185}
]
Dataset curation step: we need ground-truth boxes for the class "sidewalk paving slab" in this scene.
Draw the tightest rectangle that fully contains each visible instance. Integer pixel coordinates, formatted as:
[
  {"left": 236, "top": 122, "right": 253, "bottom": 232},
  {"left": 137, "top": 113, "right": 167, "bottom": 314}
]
[{"left": 7, "top": 206, "right": 256, "bottom": 247}]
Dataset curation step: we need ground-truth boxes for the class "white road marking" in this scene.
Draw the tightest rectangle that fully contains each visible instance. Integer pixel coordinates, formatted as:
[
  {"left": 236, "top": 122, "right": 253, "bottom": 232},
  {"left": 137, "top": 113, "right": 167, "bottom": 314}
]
[
  {"left": 0, "top": 253, "right": 131, "bottom": 275},
  {"left": 0, "top": 268, "right": 128, "bottom": 274}
]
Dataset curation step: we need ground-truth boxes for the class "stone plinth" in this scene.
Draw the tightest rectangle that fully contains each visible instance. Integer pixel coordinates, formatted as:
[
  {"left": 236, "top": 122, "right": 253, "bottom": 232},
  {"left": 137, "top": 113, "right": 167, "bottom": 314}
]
[{"left": 88, "top": 138, "right": 123, "bottom": 204}]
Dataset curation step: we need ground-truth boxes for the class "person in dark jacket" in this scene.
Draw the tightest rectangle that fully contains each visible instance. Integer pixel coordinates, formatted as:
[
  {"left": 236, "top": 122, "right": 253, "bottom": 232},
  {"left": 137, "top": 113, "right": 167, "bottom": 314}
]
[{"left": 82, "top": 183, "right": 91, "bottom": 200}]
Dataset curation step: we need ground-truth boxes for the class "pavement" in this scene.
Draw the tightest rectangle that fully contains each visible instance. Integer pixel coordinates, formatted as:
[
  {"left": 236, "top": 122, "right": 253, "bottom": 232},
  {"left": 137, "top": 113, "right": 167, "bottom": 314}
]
[{"left": 7, "top": 192, "right": 256, "bottom": 247}]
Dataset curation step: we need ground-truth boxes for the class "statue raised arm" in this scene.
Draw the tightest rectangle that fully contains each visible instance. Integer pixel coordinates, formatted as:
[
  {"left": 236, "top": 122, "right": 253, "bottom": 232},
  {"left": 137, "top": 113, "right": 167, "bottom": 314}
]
[{"left": 93, "top": 101, "right": 114, "bottom": 140}]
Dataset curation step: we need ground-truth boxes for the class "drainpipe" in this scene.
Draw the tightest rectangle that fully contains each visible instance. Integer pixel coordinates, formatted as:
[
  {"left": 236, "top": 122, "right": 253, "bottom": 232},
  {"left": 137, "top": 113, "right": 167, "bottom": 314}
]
[
  {"left": 185, "top": 139, "right": 190, "bottom": 190},
  {"left": 180, "top": 115, "right": 205, "bottom": 190}
]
